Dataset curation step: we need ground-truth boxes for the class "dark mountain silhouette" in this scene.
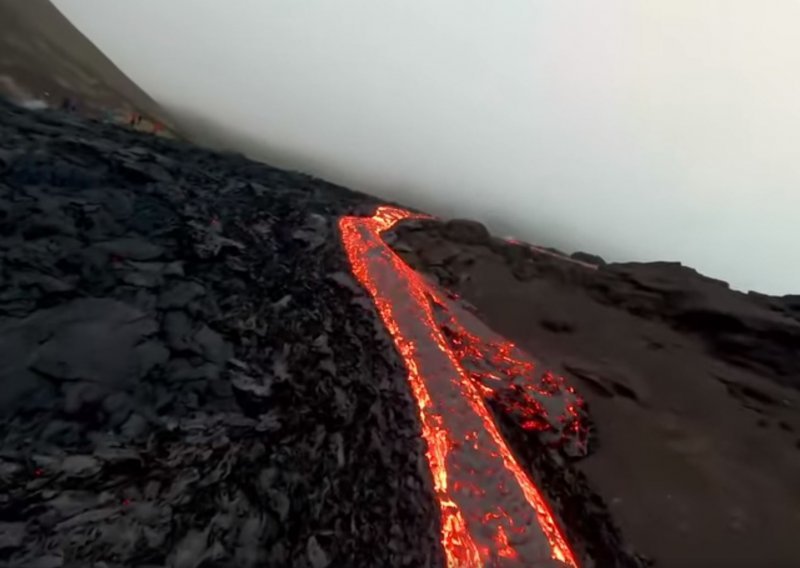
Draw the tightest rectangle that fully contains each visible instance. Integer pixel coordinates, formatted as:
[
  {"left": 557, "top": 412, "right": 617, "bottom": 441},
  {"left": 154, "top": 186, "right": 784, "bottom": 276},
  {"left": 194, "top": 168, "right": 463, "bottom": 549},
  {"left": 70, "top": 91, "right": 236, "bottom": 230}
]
[{"left": 0, "top": 0, "right": 175, "bottom": 133}]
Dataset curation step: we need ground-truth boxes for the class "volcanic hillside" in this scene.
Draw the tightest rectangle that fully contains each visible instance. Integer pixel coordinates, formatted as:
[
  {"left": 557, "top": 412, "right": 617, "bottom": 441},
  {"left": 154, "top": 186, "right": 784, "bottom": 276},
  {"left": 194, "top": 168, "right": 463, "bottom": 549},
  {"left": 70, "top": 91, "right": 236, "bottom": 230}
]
[
  {"left": 0, "top": 0, "right": 176, "bottom": 134},
  {"left": 2, "top": 97, "right": 800, "bottom": 568},
  {"left": 386, "top": 216, "right": 800, "bottom": 567},
  {"left": 0, "top": 98, "right": 647, "bottom": 567}
]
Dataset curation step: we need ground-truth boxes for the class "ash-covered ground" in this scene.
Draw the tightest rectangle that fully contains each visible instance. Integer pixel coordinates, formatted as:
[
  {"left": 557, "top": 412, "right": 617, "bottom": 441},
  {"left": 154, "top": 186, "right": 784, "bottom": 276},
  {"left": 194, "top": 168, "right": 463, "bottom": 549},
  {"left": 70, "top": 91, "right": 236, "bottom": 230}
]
[
  {"left": 0, "top": 100, "right": 644, "bottom": 567},
  {"left": 387, "top": 219, "right": 800, "bottom": 567}
]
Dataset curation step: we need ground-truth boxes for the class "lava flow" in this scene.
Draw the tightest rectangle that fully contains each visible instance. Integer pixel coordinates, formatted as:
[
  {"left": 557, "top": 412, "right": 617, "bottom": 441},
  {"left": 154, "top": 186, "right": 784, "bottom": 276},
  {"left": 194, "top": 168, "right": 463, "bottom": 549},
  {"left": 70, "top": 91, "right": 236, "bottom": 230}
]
[{"left": 339, "top": 206, "right": 584, "bottom": 567}]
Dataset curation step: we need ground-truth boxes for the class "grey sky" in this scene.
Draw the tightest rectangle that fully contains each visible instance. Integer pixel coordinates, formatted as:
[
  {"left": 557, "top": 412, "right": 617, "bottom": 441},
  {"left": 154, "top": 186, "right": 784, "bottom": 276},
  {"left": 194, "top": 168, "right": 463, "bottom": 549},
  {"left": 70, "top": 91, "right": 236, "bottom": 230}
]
[{"left": 54, "top": 0, "right": 800, "bottom": 294}]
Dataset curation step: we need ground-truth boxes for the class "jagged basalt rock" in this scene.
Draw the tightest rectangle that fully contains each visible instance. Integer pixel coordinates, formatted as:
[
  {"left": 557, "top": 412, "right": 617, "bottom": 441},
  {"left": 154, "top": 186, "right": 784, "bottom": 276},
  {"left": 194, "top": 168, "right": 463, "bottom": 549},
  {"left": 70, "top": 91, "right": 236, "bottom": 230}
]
[{"left": 0, "top": 99, "right": 444, "bottom": 568}]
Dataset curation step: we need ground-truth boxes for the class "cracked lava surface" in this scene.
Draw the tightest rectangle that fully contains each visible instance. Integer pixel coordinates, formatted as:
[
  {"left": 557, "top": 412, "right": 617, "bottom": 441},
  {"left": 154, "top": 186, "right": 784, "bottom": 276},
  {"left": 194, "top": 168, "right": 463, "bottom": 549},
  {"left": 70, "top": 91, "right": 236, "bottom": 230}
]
[{"left": 339, "top": 207, "right": 588, "bottom": 567}]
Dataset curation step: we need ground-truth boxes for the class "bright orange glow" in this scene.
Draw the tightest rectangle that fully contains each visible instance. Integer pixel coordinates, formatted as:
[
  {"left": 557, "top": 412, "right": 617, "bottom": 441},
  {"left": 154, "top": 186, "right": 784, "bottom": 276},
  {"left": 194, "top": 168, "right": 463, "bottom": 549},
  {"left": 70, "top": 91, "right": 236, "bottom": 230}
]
[
  {"left": 339, "top": 206, "right": 581, "bottom": 567},
  {"left": 495, "top": 524, "right": 518, "bottom": 560}
]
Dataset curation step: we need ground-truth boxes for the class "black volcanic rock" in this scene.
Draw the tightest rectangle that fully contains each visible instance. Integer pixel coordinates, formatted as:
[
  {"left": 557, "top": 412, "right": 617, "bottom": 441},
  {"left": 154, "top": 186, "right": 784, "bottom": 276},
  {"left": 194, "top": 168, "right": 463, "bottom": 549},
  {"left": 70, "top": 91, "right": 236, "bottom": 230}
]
[
  {"left": 571, "top": 251, "right": 606, "bottom": 265},
  {"left": 603, "top": 262, "right": 800, "bottom": 386},
  {"left": 442, "top": 218, "right": 490, "bottom": 245},
  {"left": 95, "top": 238, "right": 165, "bottom": 260},
  {"left": 0, "top": 98, "right": 446, "bottom": 568},
  {"left": 29, "top": 299, "right": 161, "bottom": 384}
]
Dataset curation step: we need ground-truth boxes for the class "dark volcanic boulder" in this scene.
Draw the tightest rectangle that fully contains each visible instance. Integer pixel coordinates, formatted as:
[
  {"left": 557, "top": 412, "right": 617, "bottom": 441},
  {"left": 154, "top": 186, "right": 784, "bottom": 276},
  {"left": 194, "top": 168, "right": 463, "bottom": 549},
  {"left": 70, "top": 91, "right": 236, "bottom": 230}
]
[
  {"left": 571, "top": 251, "right": 606, "bottom": 266},
  {"left": 442, "top": 218, "right": 490, "bottom": 245}
]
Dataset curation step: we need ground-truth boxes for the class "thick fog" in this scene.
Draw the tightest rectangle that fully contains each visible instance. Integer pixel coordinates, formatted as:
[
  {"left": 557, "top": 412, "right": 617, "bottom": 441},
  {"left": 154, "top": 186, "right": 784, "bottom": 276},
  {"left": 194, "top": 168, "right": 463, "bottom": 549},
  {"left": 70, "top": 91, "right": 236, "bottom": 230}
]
[{"left": 54, "top": 0, "right": 800, "bottom": 294}]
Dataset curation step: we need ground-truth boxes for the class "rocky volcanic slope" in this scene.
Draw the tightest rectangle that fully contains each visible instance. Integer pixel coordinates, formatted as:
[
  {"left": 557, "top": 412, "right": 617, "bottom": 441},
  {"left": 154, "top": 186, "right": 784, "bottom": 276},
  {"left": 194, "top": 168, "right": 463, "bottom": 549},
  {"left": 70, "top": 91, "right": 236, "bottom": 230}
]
[
  {"left": 0, "top": 99, "right": 450, "bottom": 567},
  {"left": 0, "top": 100, "right": 648, "bottom": 567},
  {"left": 10, "top": 94, "right": 796, "bottom": 567}
]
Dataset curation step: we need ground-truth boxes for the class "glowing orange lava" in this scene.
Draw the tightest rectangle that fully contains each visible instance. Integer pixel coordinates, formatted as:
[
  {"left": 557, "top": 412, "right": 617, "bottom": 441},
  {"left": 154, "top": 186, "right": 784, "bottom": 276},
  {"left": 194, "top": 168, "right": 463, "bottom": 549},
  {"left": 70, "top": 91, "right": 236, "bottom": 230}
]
[{"left": 339, "top": 206, "right": 581, "bottom": 567}]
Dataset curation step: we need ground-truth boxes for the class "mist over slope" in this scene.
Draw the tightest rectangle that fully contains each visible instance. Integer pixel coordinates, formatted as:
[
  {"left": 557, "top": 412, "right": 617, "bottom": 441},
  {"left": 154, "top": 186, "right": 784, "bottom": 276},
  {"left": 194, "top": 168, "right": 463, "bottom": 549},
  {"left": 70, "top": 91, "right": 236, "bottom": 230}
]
[
  {"left": 52, "top": 0, "right": 800, "bottom": 295},
  {"left": 0, "top": 0, "right": 172, "bottom": 128}
]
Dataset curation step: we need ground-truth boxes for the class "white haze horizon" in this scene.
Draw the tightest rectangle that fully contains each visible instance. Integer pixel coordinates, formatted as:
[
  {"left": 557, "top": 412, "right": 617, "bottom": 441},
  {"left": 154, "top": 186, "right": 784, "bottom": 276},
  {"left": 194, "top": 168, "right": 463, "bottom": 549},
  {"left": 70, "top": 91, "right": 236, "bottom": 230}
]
[{"left": 53, "top": 0, "right": 800, "bottom": 295}]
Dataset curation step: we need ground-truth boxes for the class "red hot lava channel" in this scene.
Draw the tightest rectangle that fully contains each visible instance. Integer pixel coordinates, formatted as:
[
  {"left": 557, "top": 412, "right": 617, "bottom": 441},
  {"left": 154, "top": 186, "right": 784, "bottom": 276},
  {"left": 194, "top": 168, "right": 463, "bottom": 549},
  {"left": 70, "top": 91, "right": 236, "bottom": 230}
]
[{"left": 339, "top": 206, "right": 584, "bottom": 567}]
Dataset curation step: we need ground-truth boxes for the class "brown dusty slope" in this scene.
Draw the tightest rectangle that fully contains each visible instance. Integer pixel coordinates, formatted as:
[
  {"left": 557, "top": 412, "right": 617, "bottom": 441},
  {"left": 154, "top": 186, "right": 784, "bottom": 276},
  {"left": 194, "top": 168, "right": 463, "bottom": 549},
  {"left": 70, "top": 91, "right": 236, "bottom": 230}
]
[
  {"left": 388, "top": 218, "right": 800, "bottom": 568},
  {"left": 0, "top": 0, "right": 174, "bottom": 132}
]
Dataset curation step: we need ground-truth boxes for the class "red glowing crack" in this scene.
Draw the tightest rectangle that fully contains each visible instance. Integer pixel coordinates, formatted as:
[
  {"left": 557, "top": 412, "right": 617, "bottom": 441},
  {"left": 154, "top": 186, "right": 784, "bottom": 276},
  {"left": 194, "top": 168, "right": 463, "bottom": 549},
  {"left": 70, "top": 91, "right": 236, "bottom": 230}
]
[{"left": 340, "top": 206, "right": 582, "bottom": 567}]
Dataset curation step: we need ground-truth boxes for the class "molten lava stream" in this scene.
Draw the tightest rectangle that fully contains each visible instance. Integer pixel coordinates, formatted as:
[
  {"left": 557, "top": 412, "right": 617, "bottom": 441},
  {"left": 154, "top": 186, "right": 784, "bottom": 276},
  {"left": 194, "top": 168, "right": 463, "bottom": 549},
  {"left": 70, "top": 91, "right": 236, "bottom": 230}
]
[{"left": 339, "top": 207, "right": 580, "bottom": 567}]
